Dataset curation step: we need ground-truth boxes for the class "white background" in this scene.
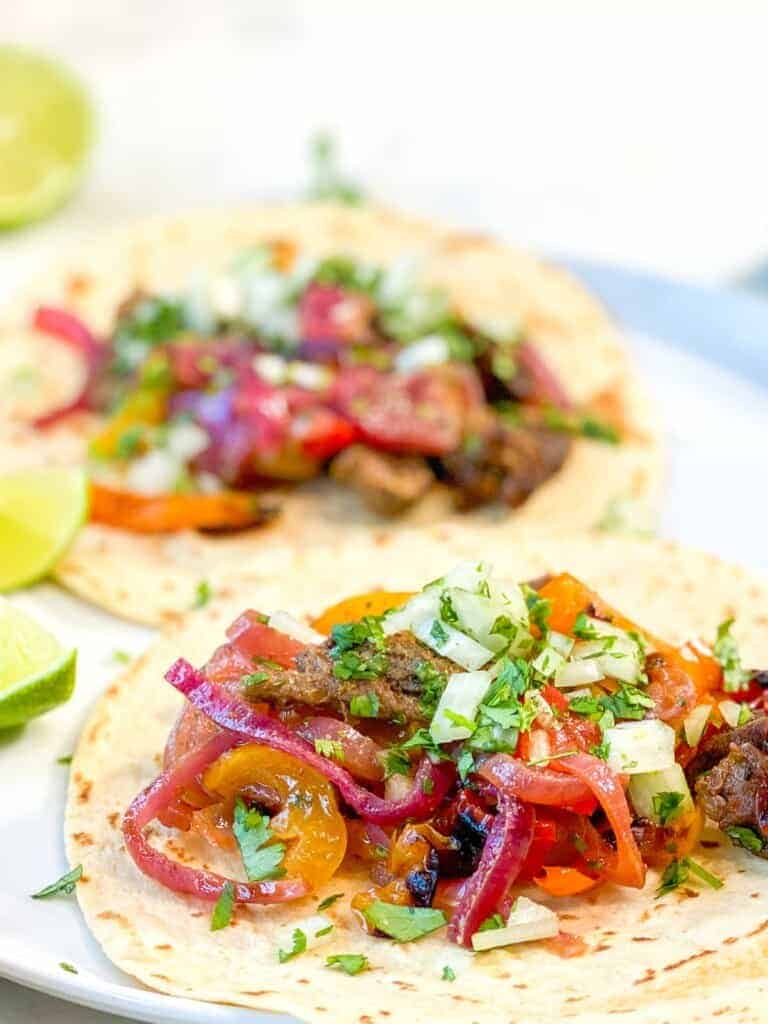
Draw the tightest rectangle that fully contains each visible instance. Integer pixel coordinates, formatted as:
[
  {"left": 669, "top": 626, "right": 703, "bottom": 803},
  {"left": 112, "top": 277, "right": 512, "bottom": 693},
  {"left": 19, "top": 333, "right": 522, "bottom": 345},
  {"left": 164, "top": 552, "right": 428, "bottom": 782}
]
[{"left": 2, "top": 4, "right": 768, "bottom": 1022}]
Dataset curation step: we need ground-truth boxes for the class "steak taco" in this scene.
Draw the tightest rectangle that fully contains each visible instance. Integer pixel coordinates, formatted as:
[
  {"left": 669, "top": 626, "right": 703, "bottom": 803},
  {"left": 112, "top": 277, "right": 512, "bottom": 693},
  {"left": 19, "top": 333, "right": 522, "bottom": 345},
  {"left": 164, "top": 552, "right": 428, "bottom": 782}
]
[
  {"left": 1, "top": 204, "right": 659, "bottom": 623},
  {"left": 66, "top": 529, "right": 768, "bottom": 1023}
]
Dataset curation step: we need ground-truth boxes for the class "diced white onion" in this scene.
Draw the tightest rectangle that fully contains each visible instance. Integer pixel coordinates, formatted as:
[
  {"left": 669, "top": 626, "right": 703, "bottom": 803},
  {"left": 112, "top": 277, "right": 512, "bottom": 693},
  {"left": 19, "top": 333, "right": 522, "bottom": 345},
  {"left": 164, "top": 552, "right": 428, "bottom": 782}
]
[
  {"left": 412, "top": 617, "right": 492, "bottom": 671},
  {"left": 394, "top": 335, "right": 450, "bottom": 372},
  {"left": 548, "top": 631, "right": 575, "bottom": 658},
  {"left": 268, "top": 611, "right": 324, "bottom": 646},
  {"left": 531, "top": 645, "right": 566, "bottom": 680},
  {"left": 471, "top": 897, "right": 558, "bottom": 952},
  {"left": 253, "top": 353, "right": 289, "bottom": 386},
  {"left": 125, "top": 449, "right": 182, "bottom": 495},
  {"left": 628, "top": 764, "right": 694, "bottom": 822},
  {"left": 381, "top": 590, "right": 441, "bottom": 637},
  {"left": 448, "top": 588, "right": 513, "bottom": 654},
  {"left": 571, "top": 626, "right": 642, "bottom": 684},
  {"left": 525, "top": 690, "right": 554, "bottom": 727},
  {"left": 430, "top": 670, "right": 493, "bottom": 743},
  {"left": 554, "top": 659, "right": 603, "bottom": 689},
  {"left": 683, "top": 703, "right": 712, "bottom": 747},
  {"left": 166, "top": 421, "right": 210, "bottom": 461},
  {"left": 427, "top": 561, "right": 492, "bottom": 595},
  {"left": 719, "top": 699, "right": 750, "bottom": 728},
  {"left": 605, "top": 719, "right": 676, "bottom": 775},
  {"left": 488, "top": 579, "right": 529, "bottom": 625}
]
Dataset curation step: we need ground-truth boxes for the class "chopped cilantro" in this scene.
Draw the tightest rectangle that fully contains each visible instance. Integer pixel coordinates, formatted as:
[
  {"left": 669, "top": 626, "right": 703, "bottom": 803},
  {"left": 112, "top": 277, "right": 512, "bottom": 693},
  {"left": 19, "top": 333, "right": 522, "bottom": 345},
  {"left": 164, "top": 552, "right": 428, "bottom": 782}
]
[
  {"left": 457, "top": 747, "right": 476, "bottom": 782},
  {"left": 317, "top": 893, "right": 344, "bottom": 912},
  {"left": 443, "top": 709, "right": 477, "bottom": 733},
  {"left": 315, "top": 924, "right": 334, "bottom": 937},
  {"left": 523, "top": 586, "right": 551, "bottom": 634},
  {"left": 113, "top": 296, "right": 187, "bottom": 374},
  {"left": 441, "top": 965, "right": 456, "bottom": 981},
  {"left": 314, "top": 738, "right": 345, "bottom": 761},
  {"left": 572, "top": 611, "right": 600, "bottom": 639},
  {"left": 59, "top": 962, "right": 78, "bottom": 974},
  {"left": 210, "top": 881, "right": 235, "bottom": 930},
  {"left": 349, "top": 692, "right": 380, "bottom": 718},
  {"left": 652, "top": 791, "right": 686, "bottom": 827},
  {"left": 330, "top": 616, "right": 385, "bottom": 656},
  {"left": 278, "top": 927, "right": 307, "bottom": 963},
  {"left": 569, "top": 684, "right": 653, "bottom": 726},
  {"left": 56, "top": 754, "right": 73, "bottom": 766},
  {"left": 656, "top": 857, "right": 723, "bottom": 898},
  {"left": 542, "top": 406, "right": 620, "bottom": 445},
  {"left": 589, "top": 739, "right": 610, "bottom": 761},
  {"left": 439, "top": 592, "right": 459, "bottom": 625},
  {"left": 416, "top": 660, "right": 447, "bottom": 718},
  {"left": 714, "top": 619, "right": 750, "bottom": 692},
  {"left": 192, "top": 580, "right": 212, "bottom": 609},
  {"left": 114, "top": 425, "right": 145, "bottom": 460},
  {"left": 477, "top": 913, "right": 505, "bottom": 932},
  {"left": 725, "top": 825, "right": 765, "bottom": 854},
  {"left": 241, "top": 671, "right": 269, "bottom": 692},
  {"left": 31, "top": 864, "right": 83, "bottom": 899},
  {"left": 421, "top": 776, "right": 434, "bottom": 795},
  {"left": 232, "top": 799, "right": 286, "bottom": 882},
  {"left": 362, "top": 900, "right": 446, "bottom": 942},
  {"left": 430, "top": 619, "right": 449, "bottom": 645},
  {"left": 112, "top": 649, "right": 131, "bottom": 665},
  {"left": 326, "top": 953, "right": 369, "bottom": 975},
  {"left": 333, "top": 650, "right": 388, "bottom": 682},
  {"left": 383, "top": 747, "right": 412, "bottom": 778}
]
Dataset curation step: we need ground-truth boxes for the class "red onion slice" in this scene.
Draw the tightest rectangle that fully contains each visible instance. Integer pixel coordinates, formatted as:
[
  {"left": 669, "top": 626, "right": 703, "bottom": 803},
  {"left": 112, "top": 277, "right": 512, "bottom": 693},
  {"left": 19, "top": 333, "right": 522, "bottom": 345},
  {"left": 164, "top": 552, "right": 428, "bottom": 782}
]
[
  {"left": 447, "top": 794, "right": 534, "bottom": 947},
  {"left": 165, "top": 657, "right": 454, "bottom": 824},
  {"left": 122, "top": 730, "right": 308, "bottom": 903},
  {"left": 32, "top": 306, "right": 107, "bottom": 428},
  {"left": 478, "top": 755, "right": 592, "bottom": 806}
]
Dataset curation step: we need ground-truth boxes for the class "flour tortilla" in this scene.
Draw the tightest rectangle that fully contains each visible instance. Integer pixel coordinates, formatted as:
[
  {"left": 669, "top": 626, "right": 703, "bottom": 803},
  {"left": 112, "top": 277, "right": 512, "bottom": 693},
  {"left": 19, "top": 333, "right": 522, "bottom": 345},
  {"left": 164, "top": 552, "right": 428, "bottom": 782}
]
[
  {"left": 0, "top": 202, "right": 661, "bottom": 624},
  {"left": 66, "top": 526, "right": 768, "bottom": 1024}
]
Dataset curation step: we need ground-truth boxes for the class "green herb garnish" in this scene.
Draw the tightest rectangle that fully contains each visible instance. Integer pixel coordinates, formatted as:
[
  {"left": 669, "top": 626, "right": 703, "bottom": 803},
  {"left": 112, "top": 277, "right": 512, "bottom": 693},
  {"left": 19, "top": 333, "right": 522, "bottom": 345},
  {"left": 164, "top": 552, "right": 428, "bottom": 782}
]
[
  {"left": 326, "top": 953, "right": 369, "bottom": 975},
  {"left": 232, "top": 799, "right": 286, "bottom": 882},
  {"left": 59, "top": 962, "right": 78, "bottom": 974},
  {"left": 416, "top": 660, "right": 447, "bottom": 718},
  {"left": 362, "top": 900, "right": 446, "bottom": 942},
  {"left": 56, "top": 754, "right": 73, "bottom": 766},
  {"left": 330, "top": 616, "right": 385, "bottom": 655},
  {"left": 441, "top": 965, "right": 456, "bottom": 981},
  {"left": 655, "top": 857, "right": 723, "bottom": 898},
  {"left": 652, "top": 791, "right": 686, "bottom": 826},
  {"left": 713, "top": 618, "right": 750, "bottom": 693},
  {"left": 477, "top": 913, "right": 505, "bottom": 932},
  {"left": 333, "top": 650, "right": 388, "bottom": 682},
  {"left": 210, "top": 881, "right": 235, "bottom": 930},
  {"left": 725, "top": 825, "right": 765, "bottom": 854},
  {"left": 31, "top": 864, "right": 83, "bottom": 899},
  {"left": 430, "top": 619, "right": 449, "bottom": 645},
  {"left": 317, "top": 893, "right": 344, "bottom": 911},
  {"left": 193, "top": 580, "right": 212, "bottom": 609},
  {"left": 349, "top": 692, "right": 380, "bottom": 718},
  {"left": 314, "top": 738, "right": 345, "bottom": 761},
  {"left": 278, "top": 927, "right": 307, "bottom": 963}
]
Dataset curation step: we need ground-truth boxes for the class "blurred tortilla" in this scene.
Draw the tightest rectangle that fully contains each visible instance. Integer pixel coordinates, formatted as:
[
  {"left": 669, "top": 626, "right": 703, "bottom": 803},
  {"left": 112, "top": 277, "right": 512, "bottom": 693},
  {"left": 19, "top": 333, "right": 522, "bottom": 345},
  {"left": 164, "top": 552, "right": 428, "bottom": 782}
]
[
  {"left": 0, "top": 203, "right": 661, "bottom": 624},
  {"left": 66, "top": 526, "right": 768, "bottom": 1024}
]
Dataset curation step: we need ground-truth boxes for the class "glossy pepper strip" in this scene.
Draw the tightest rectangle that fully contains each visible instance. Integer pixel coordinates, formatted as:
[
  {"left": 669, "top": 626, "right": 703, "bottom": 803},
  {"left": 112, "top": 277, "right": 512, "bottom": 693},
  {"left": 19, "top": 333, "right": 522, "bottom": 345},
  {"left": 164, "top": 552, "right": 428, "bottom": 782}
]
[
  {"left": 555, "top": 752, "right": 645, "bottom": 888},
  {"left": 165, "top": 658, "right": 455, "bottom": 825},
  {"left": 122, "top": 730, "right": 309, "bottom": 903},
  {"left": 90, "top": 483, "right": 272, "bottom": 533},
  {"left": 447, "top": 793, "right": 535, "bottom": 947},
  {"left": 478, "top": 755, "right": 593, "bottom": 807}
]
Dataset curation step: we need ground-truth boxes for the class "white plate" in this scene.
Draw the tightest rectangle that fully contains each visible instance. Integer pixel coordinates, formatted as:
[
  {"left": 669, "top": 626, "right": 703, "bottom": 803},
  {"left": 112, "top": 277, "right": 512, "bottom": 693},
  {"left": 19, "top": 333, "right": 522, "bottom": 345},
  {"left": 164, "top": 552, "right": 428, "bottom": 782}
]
[{"left": 1, "top": 331, "right": 767, "bottom": 1024}]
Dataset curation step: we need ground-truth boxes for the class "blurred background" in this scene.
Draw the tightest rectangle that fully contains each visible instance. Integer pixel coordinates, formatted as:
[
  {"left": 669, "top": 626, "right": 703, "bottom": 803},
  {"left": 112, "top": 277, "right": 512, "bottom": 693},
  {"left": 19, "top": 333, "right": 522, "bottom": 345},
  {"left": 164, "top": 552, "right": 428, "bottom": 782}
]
[{"left": 3, "top": 2, "right": 768, "bottom": 301}]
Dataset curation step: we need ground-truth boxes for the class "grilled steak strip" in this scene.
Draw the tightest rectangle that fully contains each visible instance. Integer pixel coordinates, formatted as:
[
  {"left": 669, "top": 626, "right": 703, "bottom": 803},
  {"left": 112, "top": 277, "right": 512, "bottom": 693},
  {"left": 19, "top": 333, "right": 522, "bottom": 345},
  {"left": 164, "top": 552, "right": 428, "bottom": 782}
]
[{"left": 687, "top": 716, "right": 768, "bottom": 857}]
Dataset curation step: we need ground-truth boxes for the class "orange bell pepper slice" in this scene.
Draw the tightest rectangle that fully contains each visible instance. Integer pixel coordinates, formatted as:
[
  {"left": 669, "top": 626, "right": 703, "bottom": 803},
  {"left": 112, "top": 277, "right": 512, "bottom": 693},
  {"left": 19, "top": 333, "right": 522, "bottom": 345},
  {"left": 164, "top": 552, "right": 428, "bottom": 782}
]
[
  {"left": 311, "top": 591, "right": 413, "bottom": 634},
  {"left": 90, "top": 482, "right": 271, "bottom": 533},
  {"left": 533, "top": 866, "right": 600, "bottom": 897}
]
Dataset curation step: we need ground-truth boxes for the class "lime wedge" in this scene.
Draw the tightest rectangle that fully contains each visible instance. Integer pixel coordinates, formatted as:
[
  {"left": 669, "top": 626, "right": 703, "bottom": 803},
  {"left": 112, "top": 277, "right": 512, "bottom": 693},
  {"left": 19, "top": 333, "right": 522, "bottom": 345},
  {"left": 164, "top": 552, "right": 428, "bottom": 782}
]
[
  {"left": 0, "top": 47, "right": 94, "bottom": 229},
  {"left": 0, "top": 468, "right": 90, "bottom": 591},
  {"left": 0, "top": 600, "right": 76, "bottom": 728}
]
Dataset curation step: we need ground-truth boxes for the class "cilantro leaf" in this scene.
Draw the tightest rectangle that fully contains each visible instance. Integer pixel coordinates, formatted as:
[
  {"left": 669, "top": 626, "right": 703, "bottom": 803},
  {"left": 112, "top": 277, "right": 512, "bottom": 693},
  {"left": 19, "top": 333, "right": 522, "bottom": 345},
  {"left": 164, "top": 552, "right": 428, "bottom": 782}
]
[
  {"left": 330, "top": 616, "right": 385, "bottom": 655},
  {"left": 656, "top": 857, "right": 723, "bottom": 898},
  {"left": 278, "top": 927, "right": 307, "bottom": 963},
  {"left": 210, "top": 881, "right": 235, "bottom": 930},
  {"left": 232, "top": 798, "right": 286, "bottom": 882},
  {"left": 56, "top": 754, "right": 73, "bottom": 766},
  {"left": 652, "top": 791, "right": 686, "bottom": 826},
  {"left": 725, "top": 825, "right": 765, "bottom": 854},
  {"left": 59, "top": 962, "right": 78, "bottom": 974},
  {"left": 317, "top": 893, "right": 344, "bottom": 911},
  {"left": 457, "top": 747, "right": 476, "bottom": 782},
  {"left": 31, "top": 864, "right": 83, "bottom": 899},
  {"left": 477, "top": 913, "right": 505, "bottom": 932},
  {"left": 439, "top": 592, "right": 459, "bottom": 625},
  {"left": 714, "top": 619, "right": 750, "bottom": 692},
  {"left": 192, "top": 580, "right": 212, "bottom": 609},
  {"left": 349, "top": 692, "right": 380, "bottom": 717},
  {"left": 362, "top": 900, "right": 447, "bottom": 941},
  {"left": 442, "top": 965, "right": 456, "bottom": 981},
  {"left": 415, "top": 660, "right": 447, "bottom": 718},
  {"left": 430, "top": 620, "right": 449, "bottom": 644},
  {"left": 333, "top": 651, "right": 388, "bottom": 682},
  {"left": 572, "top": 611, "right": 600, "bottom": 639},
  {"left": 383, "top": 747, "right": 411, "bottom": 778},
  {"left": 326, "top": 953, "right": 369, "bottom": 975},
  {"left": 523, "top": 586, "right": 551, "bottom": 634},
  {"left": 542, "top": 406, "right": 620, "bottom": 445},
  {"left": 314, "top": 738, "right": 345, "bottom": 761}
]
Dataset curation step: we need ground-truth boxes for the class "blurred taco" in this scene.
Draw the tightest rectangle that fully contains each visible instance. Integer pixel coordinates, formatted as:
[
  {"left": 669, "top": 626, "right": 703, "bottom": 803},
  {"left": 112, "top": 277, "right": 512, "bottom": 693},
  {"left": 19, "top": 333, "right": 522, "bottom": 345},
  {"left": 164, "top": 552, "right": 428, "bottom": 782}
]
[
  {"left": 66, "top": 527, "right": 768, "bottom": 1024},
  {"left": 0, "top": 204, "right": 659, "bottom": 622}
]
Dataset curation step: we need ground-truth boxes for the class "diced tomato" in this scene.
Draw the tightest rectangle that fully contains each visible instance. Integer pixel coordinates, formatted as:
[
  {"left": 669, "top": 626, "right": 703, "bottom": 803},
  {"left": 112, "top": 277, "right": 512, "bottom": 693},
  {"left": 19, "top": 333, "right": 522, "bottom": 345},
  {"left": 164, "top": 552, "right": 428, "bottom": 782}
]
[
  {"left": 542, "top": 684, "right": 569, "bottom": 713},
  {"left": 226, "top": 610, "right": 306, "bottom": 667},
  {"left": 298, "top": 408, "right": 359, "bottom": 460},
  {"left": 299, "top": 283, "right": 374, "bottom": 351},
  {"left": 330, "top": 366, "right": 466, "bottom": 455}
]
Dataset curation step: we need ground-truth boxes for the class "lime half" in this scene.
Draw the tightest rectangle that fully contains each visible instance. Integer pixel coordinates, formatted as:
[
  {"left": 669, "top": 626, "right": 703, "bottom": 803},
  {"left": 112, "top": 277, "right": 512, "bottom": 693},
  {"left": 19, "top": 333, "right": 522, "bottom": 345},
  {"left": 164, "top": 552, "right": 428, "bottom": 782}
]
[
  {"left": 0, "top": 47, "right": 94, "bottom": 229},
  {"left": 0, "top": 600, "right": 76, "bottom": 728},
  {"left": 0, "top": 468, "right": 90, "bottom": 592}
]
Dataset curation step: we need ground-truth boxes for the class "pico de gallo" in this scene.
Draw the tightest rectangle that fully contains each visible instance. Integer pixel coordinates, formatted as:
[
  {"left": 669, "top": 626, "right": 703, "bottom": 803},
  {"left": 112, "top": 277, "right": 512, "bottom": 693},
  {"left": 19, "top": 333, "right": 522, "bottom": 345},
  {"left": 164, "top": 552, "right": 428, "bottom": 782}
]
[
  {"left": 32, "top": 245, "right": 621, "bottom": 533},
  {"left": 123, "top": 563, "right": 767, "bottom": 956}
]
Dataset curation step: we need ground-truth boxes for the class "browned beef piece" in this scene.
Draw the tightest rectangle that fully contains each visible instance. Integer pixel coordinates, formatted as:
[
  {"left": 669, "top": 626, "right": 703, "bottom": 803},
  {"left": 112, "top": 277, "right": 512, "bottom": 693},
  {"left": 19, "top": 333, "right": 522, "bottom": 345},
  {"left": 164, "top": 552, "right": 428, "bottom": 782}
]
[
  {"left": 440, "top": 421, "right": 571, "bottom": 509},
  {"left": 329, "top": 444, "right": 435, "bottom": 516},
  {"left": 249, "top": 631, "right": 454, "bottom": 724},
  {"left": 688, "top": 716, "right": 768, "bottom": 857}
]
